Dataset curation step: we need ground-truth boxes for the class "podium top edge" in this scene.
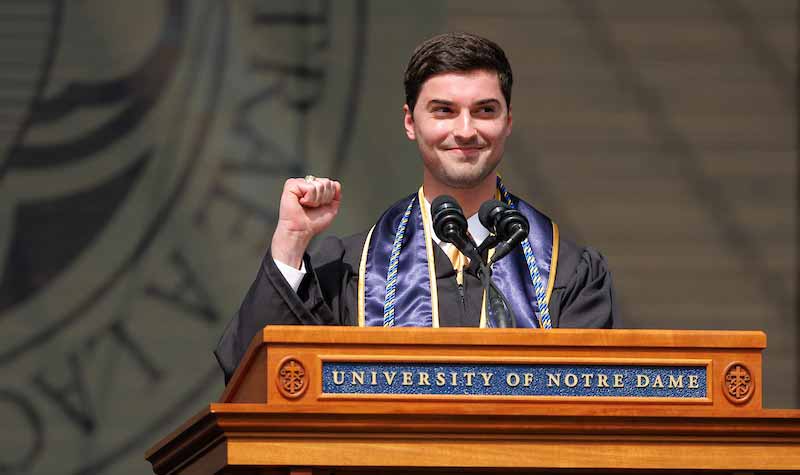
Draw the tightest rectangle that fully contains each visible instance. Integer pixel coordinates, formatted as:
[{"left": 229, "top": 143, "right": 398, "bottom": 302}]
[{"left": 259, "top": 326, "right": 766, "bottom": 349}]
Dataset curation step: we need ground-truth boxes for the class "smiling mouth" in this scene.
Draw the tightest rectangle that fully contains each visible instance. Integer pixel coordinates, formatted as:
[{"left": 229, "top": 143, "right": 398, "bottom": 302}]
[{"left": 446, "top": 146, "right": 485, "bottom": 151}]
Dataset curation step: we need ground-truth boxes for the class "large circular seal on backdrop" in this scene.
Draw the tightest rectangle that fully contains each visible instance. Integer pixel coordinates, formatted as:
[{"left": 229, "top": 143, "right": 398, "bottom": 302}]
[{"left": 0, "top": 1, "right": 367, "bottom": 473}]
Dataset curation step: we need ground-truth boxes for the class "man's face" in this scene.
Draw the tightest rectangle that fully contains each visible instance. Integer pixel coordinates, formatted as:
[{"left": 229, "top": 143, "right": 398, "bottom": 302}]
[{"left": 404, "top": 69, "right": 512, "bottom": 190}]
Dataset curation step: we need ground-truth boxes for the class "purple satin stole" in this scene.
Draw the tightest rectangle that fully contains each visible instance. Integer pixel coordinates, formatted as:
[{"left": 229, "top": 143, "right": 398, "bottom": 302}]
[{"left": 362, "top": 192, "right": 555, "bottom": 327}]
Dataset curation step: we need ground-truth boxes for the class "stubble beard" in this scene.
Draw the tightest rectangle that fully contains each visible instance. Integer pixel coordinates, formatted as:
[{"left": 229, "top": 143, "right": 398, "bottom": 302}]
[
  {"left": 437, "top": 167, "right": 493, "bottom": 189},
  {"left": 429, "top": 153, "right": 501, "bottom": 190}
]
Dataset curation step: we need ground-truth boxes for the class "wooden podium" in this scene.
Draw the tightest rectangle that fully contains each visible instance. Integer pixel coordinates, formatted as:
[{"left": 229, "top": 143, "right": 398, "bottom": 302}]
[{"left": 146, "top": 327, "right": 800, "bottom": 474}]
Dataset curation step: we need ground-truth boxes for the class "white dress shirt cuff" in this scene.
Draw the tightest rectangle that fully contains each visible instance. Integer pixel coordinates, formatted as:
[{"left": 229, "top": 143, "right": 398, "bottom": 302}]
[{"left": 273, "top": 257, "right": 307, "bottom": 292}]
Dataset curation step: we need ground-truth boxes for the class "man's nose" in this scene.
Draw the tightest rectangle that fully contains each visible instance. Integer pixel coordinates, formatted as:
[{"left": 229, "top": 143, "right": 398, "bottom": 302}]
[{"left": 453, "top": 111, "right": 477, "bottom": 140}]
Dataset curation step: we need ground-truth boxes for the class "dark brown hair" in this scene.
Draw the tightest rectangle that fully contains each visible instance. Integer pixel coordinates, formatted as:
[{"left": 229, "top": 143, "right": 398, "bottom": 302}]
[{"left": 404, "top": 32, "right": 513, "bottom": 112}]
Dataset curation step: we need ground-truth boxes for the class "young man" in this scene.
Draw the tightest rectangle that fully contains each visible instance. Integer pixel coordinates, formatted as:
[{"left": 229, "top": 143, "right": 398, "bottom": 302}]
[{"left": 215, "top": 33, "right": 618, "bottom": 382}]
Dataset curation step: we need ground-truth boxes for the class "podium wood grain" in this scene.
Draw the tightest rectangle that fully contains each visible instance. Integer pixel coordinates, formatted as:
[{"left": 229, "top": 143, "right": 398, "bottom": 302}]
[{"left": 147, "top": 327, "right": 800, "bottom": 474}]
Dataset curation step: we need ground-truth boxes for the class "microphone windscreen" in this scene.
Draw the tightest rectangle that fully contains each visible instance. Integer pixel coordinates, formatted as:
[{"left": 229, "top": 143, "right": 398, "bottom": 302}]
[
  {"left": 431, "top": 194, "right": 459, "bottom": 214},
  {"left": 478, "top": 200, "right": 508, "bottom": 231},
  {"left": 431, "top": 195, "right": 465, "bottom": 244}
]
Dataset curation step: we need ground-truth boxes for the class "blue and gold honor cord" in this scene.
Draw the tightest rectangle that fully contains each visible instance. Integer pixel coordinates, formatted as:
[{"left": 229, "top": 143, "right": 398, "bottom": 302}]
[
  {"left": 383, "top": 197, "right": 415, "bottom": 326},
  {"left": 497, "top": 177, "right": 552, "bottom": 329}
]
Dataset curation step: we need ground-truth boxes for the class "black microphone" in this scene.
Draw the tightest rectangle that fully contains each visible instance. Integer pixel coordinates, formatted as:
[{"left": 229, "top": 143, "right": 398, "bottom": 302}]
[
  {"left": 476, "top": 200, "right": 504, "bottom": 258},
  {"left": 478, "top": 200, "right": 529, "bottom": 265},
  {"left": 475, "top": 200, "right": 520, "bottom": 328},
  {"left": 478, "top": 200, "right": 507, "bottom": 230},
  {"left": 433, "top": 196, "right": 518, "bottom": 329},
  {"left": 431, "top": 195, "right": 480, "bottom": 263}
]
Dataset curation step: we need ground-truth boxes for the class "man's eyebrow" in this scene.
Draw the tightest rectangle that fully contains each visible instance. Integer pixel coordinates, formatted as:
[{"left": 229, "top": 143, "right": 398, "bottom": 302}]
[
  {"left": 426, "top": 99, "right": 454, "bottom": 107},
  {"left": 475, "top": 98, "right": 501, "bottom": 106}
]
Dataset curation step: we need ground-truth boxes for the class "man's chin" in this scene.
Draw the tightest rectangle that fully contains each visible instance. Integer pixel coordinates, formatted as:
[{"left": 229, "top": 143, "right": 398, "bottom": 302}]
[
  {"left": 438, "top": 169, "right": 494, "bottom": 189},
  {"left": 444, "top": 148, "right": 484, "bottom": 160}
]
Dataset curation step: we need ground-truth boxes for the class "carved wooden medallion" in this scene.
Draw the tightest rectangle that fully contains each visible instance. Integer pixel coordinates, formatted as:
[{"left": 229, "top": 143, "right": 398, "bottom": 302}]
[
  {"left": 277, "top": 357, "right": 307, "bottom": 399},
  {"left": 723, "top": 362, "right": 754, "bottom": 404}
]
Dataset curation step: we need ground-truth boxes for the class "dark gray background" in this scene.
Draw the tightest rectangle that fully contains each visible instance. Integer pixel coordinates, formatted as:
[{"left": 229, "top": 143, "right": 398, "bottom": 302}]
[{"left": 0, "top": 1, "right": 796, "bottom": 474}]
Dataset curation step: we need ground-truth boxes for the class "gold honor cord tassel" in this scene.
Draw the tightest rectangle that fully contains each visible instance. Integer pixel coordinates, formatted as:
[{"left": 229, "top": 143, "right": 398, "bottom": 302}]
[{"left": 445, "top": 244, "right": 468, "bottom": 286}]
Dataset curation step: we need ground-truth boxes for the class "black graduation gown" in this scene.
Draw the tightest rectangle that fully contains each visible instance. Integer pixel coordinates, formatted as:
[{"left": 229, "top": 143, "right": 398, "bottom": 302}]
[{"left": 215, "top": 231, "right": 620, "bottom": 383}]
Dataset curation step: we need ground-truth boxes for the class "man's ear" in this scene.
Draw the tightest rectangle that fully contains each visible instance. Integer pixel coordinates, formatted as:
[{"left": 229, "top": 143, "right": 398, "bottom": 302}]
[
  {"left": 505, "top": 103, "right": 513, "bottom": 137},
  {"left": 403, "top": 104, "right": 416, "bottom": 140}
]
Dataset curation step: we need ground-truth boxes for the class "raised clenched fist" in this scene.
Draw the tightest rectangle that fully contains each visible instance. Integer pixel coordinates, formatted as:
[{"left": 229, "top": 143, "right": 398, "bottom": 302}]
[{"left": 270, "top": 177, "right": 342, "bottom": 269}]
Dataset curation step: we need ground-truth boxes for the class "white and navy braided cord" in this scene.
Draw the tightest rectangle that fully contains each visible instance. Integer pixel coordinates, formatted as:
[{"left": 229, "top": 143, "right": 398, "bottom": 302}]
[
  {"left": 497, "top": 178, "right": 552, "bottom": 329},
  {"left": 383, "top": 197, "right": 416, "bottom": 326}
]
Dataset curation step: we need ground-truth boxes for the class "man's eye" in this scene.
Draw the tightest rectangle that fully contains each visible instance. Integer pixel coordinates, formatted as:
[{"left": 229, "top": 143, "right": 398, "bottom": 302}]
[
  {"left": 432, "top": 107, "right": 452, "bottom": 114},
  {"left": 476, "top": 106, "right": 496, "bottom": 114}
]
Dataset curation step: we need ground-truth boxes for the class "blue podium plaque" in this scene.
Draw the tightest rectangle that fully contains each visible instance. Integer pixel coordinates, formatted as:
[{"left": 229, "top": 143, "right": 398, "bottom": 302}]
[{"left": 322, "top": 361, "right": 707, "bottom": 399}]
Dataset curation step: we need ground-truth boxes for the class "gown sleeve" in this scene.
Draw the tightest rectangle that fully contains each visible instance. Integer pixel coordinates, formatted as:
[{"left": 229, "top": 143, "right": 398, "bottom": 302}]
[
  {"left": 548, "top": 241, "right": 620, "bottom": 329},
  {"left": 214, "top": 234, "right": 363, "bottom": 383}
]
